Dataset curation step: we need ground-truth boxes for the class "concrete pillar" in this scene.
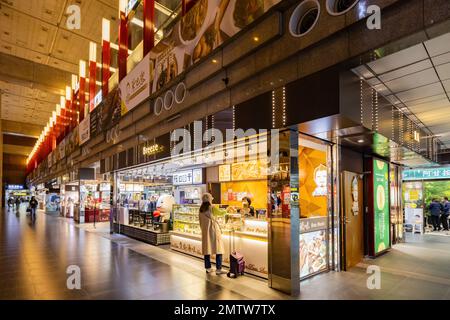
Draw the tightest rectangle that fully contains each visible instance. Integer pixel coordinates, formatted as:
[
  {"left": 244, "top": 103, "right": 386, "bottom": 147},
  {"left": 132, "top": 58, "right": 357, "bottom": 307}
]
[{"left": 268, "top": 128, "right": 300, "bottom": 295}]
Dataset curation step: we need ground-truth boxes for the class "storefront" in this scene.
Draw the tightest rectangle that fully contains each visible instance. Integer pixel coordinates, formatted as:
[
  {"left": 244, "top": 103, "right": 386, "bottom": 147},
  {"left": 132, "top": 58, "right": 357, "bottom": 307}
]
[
  {"left": 402, "top": 166, "right": 450, "bottom": 233},
  {"left": 111, "top": 130, "right": 338, "bottom": 281},
  {"left": 58, "top": 167, "right": 110, "bottom": 223},
  {"left": 5, "top": 184, "right": 31, "bottom": 205}
]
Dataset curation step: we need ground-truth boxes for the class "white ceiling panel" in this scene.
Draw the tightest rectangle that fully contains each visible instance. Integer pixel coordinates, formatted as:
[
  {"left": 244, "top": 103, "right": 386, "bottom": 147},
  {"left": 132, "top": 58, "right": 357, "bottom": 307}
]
[
  {"left": 407, "top": 98, "right": 450, "bottom": 113},
  {"left": 432, "top": 52, "right": 450, "bottom": 66},
  {"left": 424, "top": 32, "right": 450, "bottom": 57},
  {"left": 396, "top": 83, "right": 444, "bottom": 102},
  {"left": 385, "top": 68, "right": 440, "bottom": 93},
  {"left": 436, "top": 63, "right": 450, "bottom": 80},
  {"left": 367, "top": 44, "right": 428, "bottom": 74},
  {"left": 379, "top": 59, "right": 432, "bottom": 83}
]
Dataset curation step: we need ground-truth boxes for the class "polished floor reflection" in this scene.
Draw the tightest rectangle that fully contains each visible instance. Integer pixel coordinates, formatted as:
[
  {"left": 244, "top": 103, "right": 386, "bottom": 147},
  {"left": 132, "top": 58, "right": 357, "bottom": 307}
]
[{"left": 1, "top": 208, "right": 450, "bottom": 300}]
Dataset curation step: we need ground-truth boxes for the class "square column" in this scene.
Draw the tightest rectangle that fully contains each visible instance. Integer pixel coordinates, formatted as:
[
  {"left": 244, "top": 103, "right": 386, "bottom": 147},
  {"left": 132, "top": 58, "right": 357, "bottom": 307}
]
[{"left": 268, "top": 128, "right": 300, "bottom": 295}]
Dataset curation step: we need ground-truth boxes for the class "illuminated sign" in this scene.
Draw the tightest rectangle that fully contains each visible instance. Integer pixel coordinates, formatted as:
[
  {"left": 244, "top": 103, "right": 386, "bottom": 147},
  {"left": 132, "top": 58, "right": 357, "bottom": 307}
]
[
  {"left": 143, "top": 144, "right": 164, "bottom": 156},
  {"left": 403, "top": 167, "right": 450, "bottom": 181},
  {"left": 218, "top": 164, "right": 231, "bottom": 182},
  {"left": 7, "top": 184, "right": 24, "bottom": 190},
  {"left": 173, "top": 169, "right": 203, "bottom": 186}
]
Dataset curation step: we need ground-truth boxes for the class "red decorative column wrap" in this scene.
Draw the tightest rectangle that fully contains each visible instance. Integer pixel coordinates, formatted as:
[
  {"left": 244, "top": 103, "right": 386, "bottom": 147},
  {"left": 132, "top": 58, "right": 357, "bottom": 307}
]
[
  {"left": 89, "top": 60, "right": 96, "bottom": 112},
  {"left": 119, "top": 10, "right": 128, "bottom": 81},
  {"left": 143, "top": 0, "right": 155, "bottom": 56},
  {"left": 79, "top": 76, "right": 86, "bottom": 122},
  {"left": 102, "top": 18, "right": 111, "bottom": 98}
]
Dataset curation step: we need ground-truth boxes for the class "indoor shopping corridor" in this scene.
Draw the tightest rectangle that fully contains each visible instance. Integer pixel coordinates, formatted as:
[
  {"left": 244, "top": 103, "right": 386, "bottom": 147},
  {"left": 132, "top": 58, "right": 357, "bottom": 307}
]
[{"left": 1, "top": 208, "right": 450, "bottom": 300}]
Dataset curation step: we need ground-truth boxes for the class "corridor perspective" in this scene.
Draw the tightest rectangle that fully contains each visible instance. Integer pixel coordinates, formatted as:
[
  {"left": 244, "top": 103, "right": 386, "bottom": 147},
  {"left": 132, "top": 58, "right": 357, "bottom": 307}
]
[{"left": 1, "top": 208, "right": 450, "bottom": 300}]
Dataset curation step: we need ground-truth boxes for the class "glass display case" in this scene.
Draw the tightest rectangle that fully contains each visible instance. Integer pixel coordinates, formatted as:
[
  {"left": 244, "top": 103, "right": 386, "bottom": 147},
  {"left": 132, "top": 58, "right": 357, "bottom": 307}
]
[{"left": 171, "top": 204, "right": 269, "bottom": 278}]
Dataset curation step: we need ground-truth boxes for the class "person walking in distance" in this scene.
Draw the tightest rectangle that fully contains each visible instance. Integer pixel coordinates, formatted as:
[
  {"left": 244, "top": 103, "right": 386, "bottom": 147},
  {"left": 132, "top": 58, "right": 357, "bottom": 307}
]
[
  {"left": 428, "top": 198, "right": 443, "bottom": 231},
  {"left": 29, "top": 196, "right": 39, "bottom": 221},
  {"left": 441, "top": 197, "right": 450, "bottom": 231},
  {"left": 199, "top": 193, "right": 227, "bottom": 275}
]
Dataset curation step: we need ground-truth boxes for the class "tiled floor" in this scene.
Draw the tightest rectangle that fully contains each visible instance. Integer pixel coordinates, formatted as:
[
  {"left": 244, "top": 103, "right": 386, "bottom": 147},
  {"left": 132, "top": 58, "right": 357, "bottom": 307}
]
[{"left": 1, "top": 208, "right": 450, "bottom": 300}]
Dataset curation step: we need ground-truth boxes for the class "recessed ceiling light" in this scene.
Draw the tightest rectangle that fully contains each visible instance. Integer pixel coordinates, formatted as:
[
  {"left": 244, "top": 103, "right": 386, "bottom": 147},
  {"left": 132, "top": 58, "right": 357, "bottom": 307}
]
[{"left": 357, "top": 139, "right": 364, "bottom": 143}]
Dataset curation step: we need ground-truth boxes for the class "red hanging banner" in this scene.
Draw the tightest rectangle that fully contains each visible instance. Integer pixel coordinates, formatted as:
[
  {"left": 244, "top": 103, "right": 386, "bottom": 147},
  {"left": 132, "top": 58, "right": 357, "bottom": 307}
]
[
  {"left": 119, "top": 11, "right": 128, "bottom": 82},
  {"left": 143, "top": 0, "right": 155, "bottom": 56}
]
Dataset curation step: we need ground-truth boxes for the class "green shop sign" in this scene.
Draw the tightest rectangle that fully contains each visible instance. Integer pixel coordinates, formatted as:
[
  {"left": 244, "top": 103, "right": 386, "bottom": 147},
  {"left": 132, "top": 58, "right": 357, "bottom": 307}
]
[
  {"left": 402, "top": 167, "right": 450, "bottom": 181},
  {"left": 373, "top": 159, "right": 390, "bottom": 254}
]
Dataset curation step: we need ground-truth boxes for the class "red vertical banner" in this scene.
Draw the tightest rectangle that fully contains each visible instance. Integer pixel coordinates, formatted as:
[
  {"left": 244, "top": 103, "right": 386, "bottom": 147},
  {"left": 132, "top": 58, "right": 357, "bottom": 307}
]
[
  {"left": 79, "top": 76, "right": 86, "bottom": 122},
  {"left": 143, "top": 0, "right": 155, "bottom": 56},
  {"left": 79, "top": 60, "right": 86, "bottom": 122},
  {"left": 102, "top": 18, "right": 111, "bottom": 98},
  {"left": 119, "top": 10, "right": 128, "bottom": 82},
  {"left": 89, "top": 42, "right": 97, "bottom": 112}
]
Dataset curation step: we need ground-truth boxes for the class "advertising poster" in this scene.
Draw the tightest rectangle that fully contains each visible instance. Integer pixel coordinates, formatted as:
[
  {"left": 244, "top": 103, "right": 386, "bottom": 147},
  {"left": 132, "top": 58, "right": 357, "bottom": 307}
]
[
  {"left": 299, "top": 230, "right": 327, "bottom": 278},
  {"left": 119, "top": 53, "right": 150, "bottom": 116},
  {"left": 151, "top": 0, "right": 280, "bottom": 92},
  {"left": 373, "top": 159, "right": 390, "bottom": 254},
  {"left": 101, "top": 88, "right": 121, "bottom": 131},
  {"left": 79, "top": 113, "right": 91, "bottom": 145}
]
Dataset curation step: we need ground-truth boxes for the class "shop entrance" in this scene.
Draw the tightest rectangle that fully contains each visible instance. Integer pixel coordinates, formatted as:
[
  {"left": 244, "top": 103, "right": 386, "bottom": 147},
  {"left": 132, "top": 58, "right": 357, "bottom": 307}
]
[{"left": 342, "top": 171, "right": 364, "bottom": 270}]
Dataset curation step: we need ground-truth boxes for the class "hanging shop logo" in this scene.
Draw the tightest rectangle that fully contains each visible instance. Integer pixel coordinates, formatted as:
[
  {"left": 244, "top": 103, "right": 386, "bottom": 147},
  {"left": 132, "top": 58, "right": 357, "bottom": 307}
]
[
  {"left": 173, "top": 169, "right": 203, "bottom": 186},
  {"left": 143, "top": 143, "right": 164, "bottom": 156}
]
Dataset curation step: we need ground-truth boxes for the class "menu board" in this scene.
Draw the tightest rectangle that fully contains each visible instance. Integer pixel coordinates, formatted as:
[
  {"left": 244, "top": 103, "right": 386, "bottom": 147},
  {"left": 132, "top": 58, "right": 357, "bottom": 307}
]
[
  {"left": 373, "top": 159, "right": 390, "bottom": 254},
  {"left": 218, "top": 164, "right": 231, "bottom": 182},
  {"left": 231, "top": 160, "right": 267, "bottom": 181}
]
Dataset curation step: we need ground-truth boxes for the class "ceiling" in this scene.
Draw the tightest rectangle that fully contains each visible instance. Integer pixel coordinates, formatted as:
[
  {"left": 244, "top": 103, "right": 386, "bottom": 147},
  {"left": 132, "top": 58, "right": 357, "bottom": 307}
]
[
  {"left": 0, "top": 0, "right": 178, "bottom": 131},
  {"left": 353, "top": 32, "right": 450, "bottom": 148}
]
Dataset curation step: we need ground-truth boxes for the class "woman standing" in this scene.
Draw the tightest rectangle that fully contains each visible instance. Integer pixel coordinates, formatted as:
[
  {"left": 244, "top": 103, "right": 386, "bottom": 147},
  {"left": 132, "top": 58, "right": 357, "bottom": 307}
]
[{"left": 199, "top": 193, "right": 227, "bottom": 275}]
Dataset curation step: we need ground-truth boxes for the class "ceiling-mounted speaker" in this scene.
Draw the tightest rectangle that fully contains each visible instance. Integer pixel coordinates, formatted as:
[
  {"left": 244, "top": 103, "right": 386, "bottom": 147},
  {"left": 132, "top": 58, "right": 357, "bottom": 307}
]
[
  {"left": 289, "top": 0, "right": 320, "bottom": 38},
  {"left": 326, "top": 0, "right": 360, "bottom": 16}
]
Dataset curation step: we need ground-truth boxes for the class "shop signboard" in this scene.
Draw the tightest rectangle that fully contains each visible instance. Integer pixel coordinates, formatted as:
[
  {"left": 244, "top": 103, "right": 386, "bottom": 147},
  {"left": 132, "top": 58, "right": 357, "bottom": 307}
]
[
  {"left": 218, "top": 164, "right": 231, "bottom": 182},
  {"left": 138, "top": 133, "right": 171, "bottom": 164},
  {"left": 65, "top": 185, "right": 79, "bottom": 192},
  {"left": 402, "top": 167, "right": 450, "bottom": 181},
  {"left": 373, "top": 159, "right": 390, "bottom": 255},
  {"left": 173, "top": 169, "right": 203, "bottom": 185},
  {"left": 6, "top": 184, "right": 24, "bottom": 190},
  {"left": 151, "top": 0, "right": 280, "bottom": 93},
  {"left": 119, "top": 53, "right": 150, "bottom": 116},
  {"left": 79, "top": 114, "right": 90, "bottom": 145}
]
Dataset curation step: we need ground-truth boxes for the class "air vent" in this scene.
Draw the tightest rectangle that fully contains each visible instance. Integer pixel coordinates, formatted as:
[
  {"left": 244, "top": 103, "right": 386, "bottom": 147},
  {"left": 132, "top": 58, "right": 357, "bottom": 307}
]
[
  {"left": 62, "top": 35, "right": 69, "bottom": 40},
  {"left": 289, "top": 0, "right": 320, "bottom": 37},
  {"left": 4, "top": 31, "right": 10, "bottom": 35},
  {"left": 41, "top": 26, "right": 49, "bottom": 32},
  {"left": 38, "top": 43, "right": 44, "bottom": 47},
  {"left": 44, "top": 9, "right": 53, "bottom": 15},
  {"left": 326, "top": 0, "right": 359, "bottom": 16}
]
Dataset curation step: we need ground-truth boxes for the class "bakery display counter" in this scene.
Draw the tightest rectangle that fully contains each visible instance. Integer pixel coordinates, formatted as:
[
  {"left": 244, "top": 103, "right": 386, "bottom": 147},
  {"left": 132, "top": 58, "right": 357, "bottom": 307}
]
[{"left": 170, "top": 204, "right": 268, "bottom": 278}]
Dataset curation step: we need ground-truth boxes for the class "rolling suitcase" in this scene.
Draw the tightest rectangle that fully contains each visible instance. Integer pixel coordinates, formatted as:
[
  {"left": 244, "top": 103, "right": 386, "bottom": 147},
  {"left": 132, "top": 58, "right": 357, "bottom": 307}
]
[{"left": 227, "top": 230, "right": 245, "bottom": 278}]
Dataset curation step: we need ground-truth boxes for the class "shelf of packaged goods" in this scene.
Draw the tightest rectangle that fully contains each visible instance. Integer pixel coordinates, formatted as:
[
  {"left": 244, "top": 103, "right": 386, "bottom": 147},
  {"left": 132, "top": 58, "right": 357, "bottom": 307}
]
[
  {"left": 170, "top": 231, "right": 202, "bottom": 241},
  {"left": 174, "top": 220, "right": 199, "bottom": 224},
  {"left": 174, "top": 212, "right": 197, "bottom": 216}
]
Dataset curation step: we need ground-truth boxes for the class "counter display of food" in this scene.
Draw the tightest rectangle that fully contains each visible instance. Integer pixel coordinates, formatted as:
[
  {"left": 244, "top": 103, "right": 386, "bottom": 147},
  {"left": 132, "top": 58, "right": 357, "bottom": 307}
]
[{"left": 170, "top": 204, "right": 268, "bottom": 278}]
